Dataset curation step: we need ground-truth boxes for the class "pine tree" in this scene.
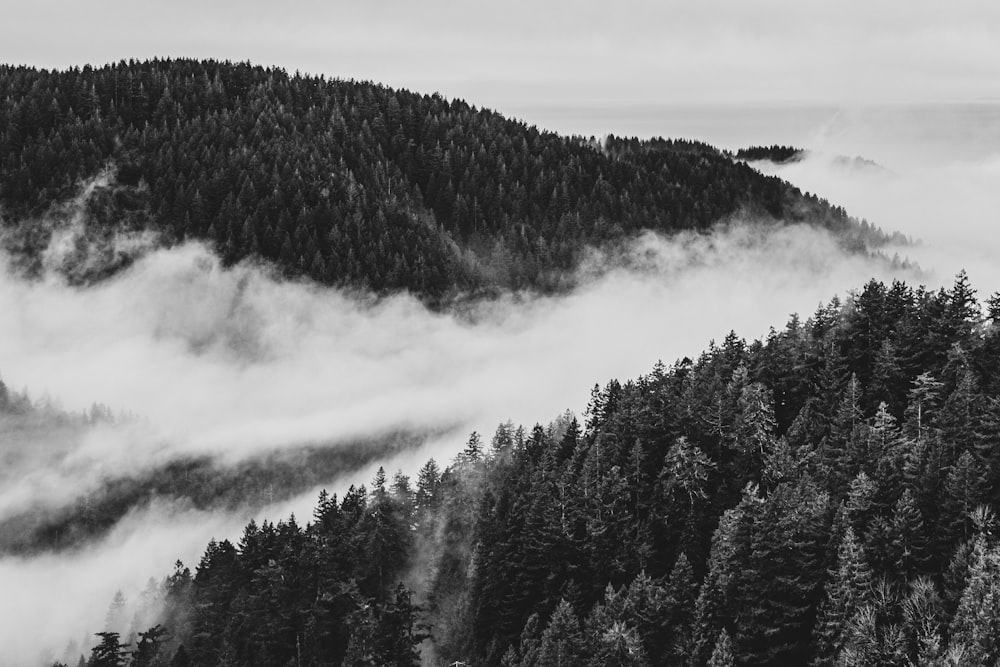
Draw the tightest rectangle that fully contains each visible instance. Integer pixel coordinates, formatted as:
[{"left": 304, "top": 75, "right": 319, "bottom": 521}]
[
  {"left": 662, "top": 437, "right": 715, "bottom": 507},
  {"left": 103, "top": 590, "right": 127, "bottom": 635},
  {"left": 812, "top": 527, "right": 872, "bottom": 665},
  {"left": 622, "top": 572, "right": 670, "bottom": 661},
  {"left": 415, "top": 458, "right": 441, "bottom": 512},
  {"left": 948, "top": 536, "right": 1000, "bottom": 664},
  {"left": 889, "top": 489, "right": 929, "bottom": 580},
  {"left": 373, "top": 584, "right": 426, "bottom": 667},
  {"left": 87, "top": 632, "right": 129, "bottom": 667},
  {"left": 844, "top": 473, "right": 877, "bottom": 556},
  {"left": 591, "top": 621, "right": 647, "bottom": 667},
  {"left": 664, "top": 554, "right": 699, "bottom": 663},
  {"left": 459, "top": 431, "right": 483, "bottom": 466},
  {"left": 942, "top": 450, "right": 986, "bottom": 546},
  {"left": 900, "top": 577, "right": 944, "bottom": 665},
  {"left": 736, "top": 479, "right": 830, "bottom": 666},
  {"left": 902, "top": 372, "right": 943, "bottom": 442},
  {"left": 946, "top": 270, "right": 980, "bottom": 342},
  {"left": 868, "top": 402, "right": 904, "bottom": 509},
  {"left": 536, "top": 600, "right": 585, "bottom": 667},
  {"left": 132, "top": 625, "right": 169, "bottom": 667},
  {"left": 937, "top": 368, "right": 980, "bottom": 459},
  {"left": 707, "top": 629, "right": 736, "bottom": 667},
  {"left": 837, "top": 605, "right": 906, "bottom": 667},
  {"left": 731, "top": 381, "right": 777, "bottom": 480},
  {"left": 823, "top": 375, "right": 865, "bottom": 491},
  {"left": 341, "top": 600, "right": 377, "bottom": 667},
  {"left": 690, "top": 487, "right": 760, "bottom": 666},
  {"left": 870, "top": 340, "right": 904, "bottom": 412},
  {"left": 503, "top": 613, "right": 542, "bottom": 667}
]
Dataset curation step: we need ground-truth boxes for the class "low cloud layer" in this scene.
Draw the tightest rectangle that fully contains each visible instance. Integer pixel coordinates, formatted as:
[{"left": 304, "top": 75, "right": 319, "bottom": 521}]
[
  {"left": 753, "top": 143, "right": 1000, "bottom": 298},
  {"left": 0, "top": 223, "right": 913, "bottom": 498}
]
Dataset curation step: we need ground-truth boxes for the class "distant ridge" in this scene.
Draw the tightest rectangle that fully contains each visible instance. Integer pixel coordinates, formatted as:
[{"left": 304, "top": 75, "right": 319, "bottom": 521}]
[
  {"left": 735, "top": 144, "right": 805, "bottom": 164},
  {"left": 1, "top": 59, "right": 896, "bottom": 298},
  {"left": 736, "top": 145, "right": 889, "bottom": 174}
]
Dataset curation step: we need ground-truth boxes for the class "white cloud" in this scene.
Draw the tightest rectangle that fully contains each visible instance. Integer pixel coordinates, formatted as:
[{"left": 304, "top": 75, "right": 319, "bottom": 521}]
[
  {"left": 0, "top": 220, "right": 915, "bottom": 525},
  {"left": 3, "top": 0, "right": 998, "bottom": 111},
  {"left": 752, "top": 146, "right": 1000, "bottom": 296}
]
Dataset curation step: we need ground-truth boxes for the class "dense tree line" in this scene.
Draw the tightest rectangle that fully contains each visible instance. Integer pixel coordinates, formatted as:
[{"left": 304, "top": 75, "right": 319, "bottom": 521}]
[
  {"left": 0, "top": 381, "right": 427, "bottom": 556},
  {"left": 54, "top": 477, "right": 427, "bottom": 666},
  {"left": 0, "top": 435, "right": 424, "bottom": 557},
  {"left": 733, "top": 145, "right": 804, "bottom": 164},
  {"left": 0, "top": 385, "right": 428, "bottom": 556},
  {"left": 1, "top": 59, "right": 891, "bottom": 298},
  {"left": 59, "top": 272, "right": 1000, "bottom": 666},
  {"left": 447, "top": 271, "right": 1000, "bottom": 666}
]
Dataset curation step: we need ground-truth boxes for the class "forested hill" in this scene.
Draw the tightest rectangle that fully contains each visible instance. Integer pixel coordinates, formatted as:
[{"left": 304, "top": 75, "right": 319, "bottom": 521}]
[
  {"left": 1, "top": 59, "right": 890, "bottom": 298},
  {"left": 64, "top": 273, "right": 1000, "bottom": 667},
  {"left": 734, "top": 145, "right": 805, "bottom": 164}
]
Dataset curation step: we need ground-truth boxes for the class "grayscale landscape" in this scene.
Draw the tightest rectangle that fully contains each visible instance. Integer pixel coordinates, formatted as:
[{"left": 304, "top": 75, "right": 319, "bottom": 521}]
[{"left": 1, "top": 2, "right": 999, "bottom": 665}]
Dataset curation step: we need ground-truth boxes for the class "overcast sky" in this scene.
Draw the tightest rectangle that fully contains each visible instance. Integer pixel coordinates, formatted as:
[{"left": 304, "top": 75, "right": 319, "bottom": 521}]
[{"left": 4, "top": 0, "right": 998, "bottom": 123}]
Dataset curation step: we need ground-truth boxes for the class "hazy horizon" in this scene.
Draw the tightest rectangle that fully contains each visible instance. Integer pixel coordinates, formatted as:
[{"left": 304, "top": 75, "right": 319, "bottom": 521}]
[{"left": 4, "top": 0, "right": 998, "bottom": 109}]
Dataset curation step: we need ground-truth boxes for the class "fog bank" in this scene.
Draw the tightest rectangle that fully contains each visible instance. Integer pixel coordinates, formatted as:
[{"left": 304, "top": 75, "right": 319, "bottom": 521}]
[
  {"left": 0, "top": 216, "right": 943, "bottom": 662},
  {"left": 754, "top": 150, "right": 1000, "bottom": 297},
  {"left": 0, "top": 223, "right": 914, "bottom": 497}
]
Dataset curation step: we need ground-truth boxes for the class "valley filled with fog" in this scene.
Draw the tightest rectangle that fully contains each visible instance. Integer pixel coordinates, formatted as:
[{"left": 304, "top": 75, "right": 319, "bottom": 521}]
[{"left": 1, "top": 104, "right": 998, "bottom": 664}]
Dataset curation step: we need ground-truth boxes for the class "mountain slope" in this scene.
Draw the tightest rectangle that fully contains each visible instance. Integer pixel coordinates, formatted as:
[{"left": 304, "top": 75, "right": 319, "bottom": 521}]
[{"left": 1, "top": 59, "right": 891, "bottom": 298}]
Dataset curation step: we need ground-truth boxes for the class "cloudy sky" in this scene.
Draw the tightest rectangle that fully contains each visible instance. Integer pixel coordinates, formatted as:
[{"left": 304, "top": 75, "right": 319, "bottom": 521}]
[{"left": 4, "top": 0, "right": 998, "bottom": 124}]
